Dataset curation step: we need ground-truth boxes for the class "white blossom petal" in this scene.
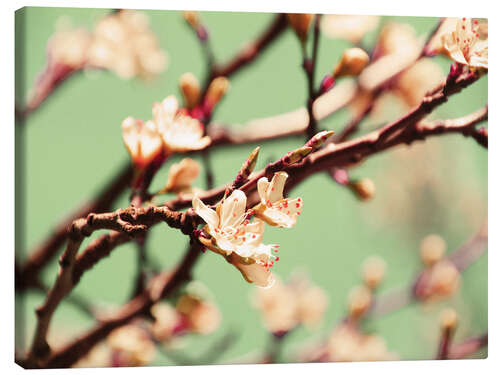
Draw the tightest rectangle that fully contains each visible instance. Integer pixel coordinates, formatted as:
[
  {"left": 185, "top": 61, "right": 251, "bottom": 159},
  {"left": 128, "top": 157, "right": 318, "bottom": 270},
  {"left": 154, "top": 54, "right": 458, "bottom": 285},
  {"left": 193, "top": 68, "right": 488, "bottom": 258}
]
[{"left": 192, "top": 196, "right": 219, "bottom": 229}]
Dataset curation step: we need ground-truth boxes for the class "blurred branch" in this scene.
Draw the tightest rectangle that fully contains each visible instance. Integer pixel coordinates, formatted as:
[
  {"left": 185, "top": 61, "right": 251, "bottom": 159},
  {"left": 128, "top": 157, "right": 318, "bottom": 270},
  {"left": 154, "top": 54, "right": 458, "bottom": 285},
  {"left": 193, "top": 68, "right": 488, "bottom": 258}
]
[
  {"left": 43, "top": 242, "right": 204, "bottom": 368},
  {"left": 210, "top": 14, "right": 288, "bottom": 80},
  {"left": 16, "top": 164, "right": 134, "bottom": 291},
  {"left": 448, "top": 334, "right": 488, "bottom": 359},
  {"left": 370, "top": 220, "right": 488, "bottom": 317},
  {"left": 26, "top": 206, "right": 200, "bottom": 365}
]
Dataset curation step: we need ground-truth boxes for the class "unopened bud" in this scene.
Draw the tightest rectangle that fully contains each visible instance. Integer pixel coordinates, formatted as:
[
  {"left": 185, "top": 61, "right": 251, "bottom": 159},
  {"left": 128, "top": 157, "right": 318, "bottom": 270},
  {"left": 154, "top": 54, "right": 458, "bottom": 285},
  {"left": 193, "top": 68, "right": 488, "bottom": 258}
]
[
  {"left": 205, "top": 76, "right": 230, "bottom": 110},
  {"left": 349, "top": 178, "right": 376, "bottom": 201},
  {"left": 320, "top": 75, "right": 336, "bottom": 94},
  {"left": 183, "top": 11, "right": 199, "bottom": 28},
  {"left": 420, "top": 234, "right": 446, "bottom": 266},
  {"left": 305, "top": 130, "right": 335, "bottom": 151},
  {"left": 440, "top": 308, "right": 458, "bottom": 331},
  {"left": 347, "top": 285, "right": 372, "bottom": 319},
  {"left": 179, "top": 72, "right": 201, "bottom": 109},
  {"left": 177, "top": 294, "right": 201, "bottom": 316},
  {"left": 283, "top": 146, "right": 312, "bottom": 165},
  {"left": 333, "top": 48, "right": 370, "bottom": 78},
  {"left": 362, "top": 256, "right": 386, "bottom": 289},
  {"left": 241, "top": 147, "right": 260, "bottom": 177},
  {"left": 287, "top": 13, "right": 314, "bottom": 44},
  {"left": 431, "top": 260, "right": 460, "bottom": 297}
]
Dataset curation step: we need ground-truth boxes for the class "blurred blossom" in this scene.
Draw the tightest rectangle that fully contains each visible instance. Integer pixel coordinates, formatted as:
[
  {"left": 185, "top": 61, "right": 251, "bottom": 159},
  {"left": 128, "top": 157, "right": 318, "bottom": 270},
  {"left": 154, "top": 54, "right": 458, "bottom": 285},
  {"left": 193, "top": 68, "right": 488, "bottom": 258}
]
[
  {"left": 73, "top": 343, "right": 111, "bottom": 368},
  {"left": 151, "top": 302, "right": 181, "bottom": 342},
  {"left": 359, "top": 23, "right": 422, "bottom": 92},
  {"left": 394, "top": 58, "right": 444, "bottom": 108},
  {"left": 153, "top": 96, "right": 211, "bottom": 152},
  {"left": 48, "top": 27, "right": 93, "bottom": 68},
  {"left": 420, "top": 234, "right": 447, "bottom": 266},
  {"left": 286, "top": 13, "right": 314, "bottom": 44},
  {"left": 362, "top": 256, "right": 386, "bottom": 289},
  {"left": 176, "top": 295, "right": 221, "bottom": 335},
  {"left": 88, "top": 10, "right": 168, "bottom": 79},
  {"left": 254, "top": 172, "right": 303, "bottom": 228},
  {"left": 442, "top": 18, "right": 488, "bottom": 69},
  {"left": 416, "top": 259, "right": 460, "bottom": 301},
  {"left": 107, "top": 324, "right": 156, "bottom": 367},
  {"left": 327, "top": 324, "right": 398, "bottom": 362},
  {"left": 163, "top": 158, "right": 201, "bottom": 194},
  {"left": 253, "top": 274, "right": 328, "bottom": 333},
  {"left": 121, "top": 117, "right": 163, "bottom": 169},
  {"left": 321, "top": 15, "right": 379, "bottom": 44}
]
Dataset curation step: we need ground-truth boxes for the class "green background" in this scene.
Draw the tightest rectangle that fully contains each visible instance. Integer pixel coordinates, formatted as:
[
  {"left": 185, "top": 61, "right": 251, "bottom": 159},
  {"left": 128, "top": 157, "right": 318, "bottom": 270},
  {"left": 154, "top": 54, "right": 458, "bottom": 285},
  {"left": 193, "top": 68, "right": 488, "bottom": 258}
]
[{"left": 15, "top": 7, "right": 488, "bottom": 365}]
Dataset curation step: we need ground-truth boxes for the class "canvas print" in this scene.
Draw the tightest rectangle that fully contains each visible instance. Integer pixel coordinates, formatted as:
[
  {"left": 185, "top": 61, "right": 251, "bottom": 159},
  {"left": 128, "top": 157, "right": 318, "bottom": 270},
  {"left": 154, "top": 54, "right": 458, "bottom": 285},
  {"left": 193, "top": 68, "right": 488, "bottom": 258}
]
[{"left": 15, "top": 7, "right": 488, "bottom": 369}]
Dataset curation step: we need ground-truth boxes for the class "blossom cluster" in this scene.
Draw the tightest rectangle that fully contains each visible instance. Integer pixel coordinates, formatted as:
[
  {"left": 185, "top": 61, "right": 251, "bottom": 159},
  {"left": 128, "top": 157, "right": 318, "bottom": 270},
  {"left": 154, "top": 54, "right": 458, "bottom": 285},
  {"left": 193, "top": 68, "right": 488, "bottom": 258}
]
[
  {"left": 193, "top": 171, "right": 304, "bottom": 288},
  {"left": 122, "top": 96, "right": 210, "bottom": 169},
  {"left": 48, "top": 10, "right": 167, "bottom": 79}
]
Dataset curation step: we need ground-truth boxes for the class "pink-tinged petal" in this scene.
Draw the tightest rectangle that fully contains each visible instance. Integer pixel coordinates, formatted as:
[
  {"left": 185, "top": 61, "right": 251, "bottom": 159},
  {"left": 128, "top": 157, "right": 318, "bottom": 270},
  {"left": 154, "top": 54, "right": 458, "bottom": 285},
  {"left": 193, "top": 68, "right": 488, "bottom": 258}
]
[
  {"left": 257, "top": 177, "right": 270, "bottom": 204},
  {"left": 139, "top": 120, "right": 163, "bottom": 163},
  {"left": 122, "top": 117, "right": 141, "bottom": 160},
  {"left": 267, "top": 172, "right": 288, "bottom": 203},
  {"left": 232, "top": 261, "right": 275, "bottom": 288},
  {"left": 192, "top": 196, "right": 219, "bottom": 229},
  {"left": 220, "top": 190, "right": 247, "bottom": 228}
]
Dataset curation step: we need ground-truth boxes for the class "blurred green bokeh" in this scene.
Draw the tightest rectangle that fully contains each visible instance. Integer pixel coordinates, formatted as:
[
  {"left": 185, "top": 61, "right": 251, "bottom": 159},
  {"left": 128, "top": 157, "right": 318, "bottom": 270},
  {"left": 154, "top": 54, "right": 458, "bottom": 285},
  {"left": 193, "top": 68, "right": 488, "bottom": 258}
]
[{"left": 15, "top": 7, "right": 487, "bottom": 365}]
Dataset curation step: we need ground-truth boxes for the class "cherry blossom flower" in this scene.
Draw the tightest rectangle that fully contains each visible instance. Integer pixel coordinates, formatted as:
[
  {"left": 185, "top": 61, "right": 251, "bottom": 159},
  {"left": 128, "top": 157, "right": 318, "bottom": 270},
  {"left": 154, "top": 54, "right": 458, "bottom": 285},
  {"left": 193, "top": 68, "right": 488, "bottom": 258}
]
[
  {"left": 88, "top": 10, "right": 167, "bottom": 79},
  {"left": 254, "top": 172, "right": 303, "bottom": 228},
  {"left": 442, "top": 18, "right": 488, "bottom": 69},
  {"left": 153, "top": 96, "right": 211, "bottom": 153},
  {"left": 121, "top": 117, "right": 163, "bottom": 168},
  {"left": 192, "top": 190, "right": 277, "bottom": 288}
]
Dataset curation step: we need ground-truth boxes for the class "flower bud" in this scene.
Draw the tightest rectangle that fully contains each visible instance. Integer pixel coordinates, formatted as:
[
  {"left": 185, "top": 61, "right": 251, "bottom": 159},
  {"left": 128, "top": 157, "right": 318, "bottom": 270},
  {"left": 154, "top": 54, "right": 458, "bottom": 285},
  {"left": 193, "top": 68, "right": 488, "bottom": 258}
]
[
  {"left": 305, "top": 130, "right": 335, "bottom": 151},
  {"left": 183, "top": 11, "right": 200, "bottom": 28},
  {"left": 440, "top": 308, "right": 458, "bottom": 331},
  {"left": 420, "top": 234, "right": 446, "bottom": 266},
  {"left": 287, "top": 13, "right": 314, "bottom": 44},
  {"left": 320, "top": 75, "right": 336, "bottom": 94},
  {"left": 283, "top": 146, "right": 312, "bottom": 165},
  {"left": 205, "top": 76, "right": 230, "bottom": 110},
  {"left": 239, "top": 147, "right": 260, "bottom": 179},
  {"left": 333, "top": 48, "right": 370, "bottom": 78},
  {"left": 362, "top": 256, "right": 386, "bottom": 289},
  {"left": 347, "top": 285, "right": 372, "bottom": 319},
  {"left": 349, "top": 178, "right": 376, "bottom": 201},
  {"left": 179, "top": 72, "right": 201, "bottom": 109},
  {"left": 430, "top": 260, "right": 460, "bottom": 297}
]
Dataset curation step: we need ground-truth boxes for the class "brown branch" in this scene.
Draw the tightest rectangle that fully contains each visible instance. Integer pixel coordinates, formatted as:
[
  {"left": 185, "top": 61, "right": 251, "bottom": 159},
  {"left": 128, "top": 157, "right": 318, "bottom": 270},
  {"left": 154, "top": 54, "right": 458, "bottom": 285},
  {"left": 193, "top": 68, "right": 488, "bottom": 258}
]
[
  {"left": 448, "top": 334, "right": 488, "bottom": 359},
  {"left": 437, "top": 326, "right": 454, "bottom": 360},
  {"left": 211, "top": 14, "right": 288, "bottom": 79},
  {"left": 44, "top": 241, "right": 203, "bottom": 369},
  {"left": 26, "top": 206, "right": 199, "bottom": 365},
  {"left": 16, "top": 163, "right": 134, "bottom": 291}
]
